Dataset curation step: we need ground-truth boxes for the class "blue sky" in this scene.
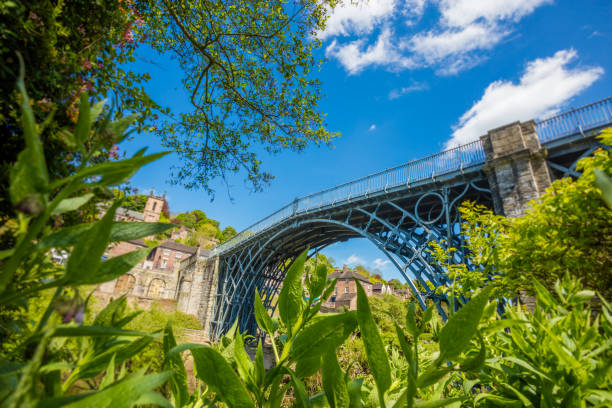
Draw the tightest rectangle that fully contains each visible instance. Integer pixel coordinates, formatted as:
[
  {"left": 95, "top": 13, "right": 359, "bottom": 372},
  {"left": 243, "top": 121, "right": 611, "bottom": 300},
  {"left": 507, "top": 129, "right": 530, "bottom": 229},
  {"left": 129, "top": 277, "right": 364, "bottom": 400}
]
[{"left": 123, "top": 0, "right": 612, "bottom": 281}]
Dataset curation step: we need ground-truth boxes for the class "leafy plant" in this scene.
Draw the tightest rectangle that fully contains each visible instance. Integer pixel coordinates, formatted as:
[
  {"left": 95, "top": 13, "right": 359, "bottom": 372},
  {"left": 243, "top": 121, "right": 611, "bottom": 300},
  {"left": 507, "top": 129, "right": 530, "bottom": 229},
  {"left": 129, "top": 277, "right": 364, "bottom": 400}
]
[{"left": 0, "top": 63, "right": 175, "bottom": 407}]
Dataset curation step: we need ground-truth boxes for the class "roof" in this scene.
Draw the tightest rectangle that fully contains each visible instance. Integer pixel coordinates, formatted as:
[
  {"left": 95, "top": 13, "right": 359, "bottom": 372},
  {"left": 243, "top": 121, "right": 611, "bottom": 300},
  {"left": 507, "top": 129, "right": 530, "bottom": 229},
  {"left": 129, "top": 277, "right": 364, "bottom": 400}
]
[
  {"left": 159, "top": 240, "right": 198, "bottom": 254},
  {"left": 328, "top": 266, "right": 371, "bottom": 284},
  {"left": 127, "top": 239, "right": 148, "bottom": 248},
  {"left": 115, "top": 207, "right": 144, "bottom": 220}
]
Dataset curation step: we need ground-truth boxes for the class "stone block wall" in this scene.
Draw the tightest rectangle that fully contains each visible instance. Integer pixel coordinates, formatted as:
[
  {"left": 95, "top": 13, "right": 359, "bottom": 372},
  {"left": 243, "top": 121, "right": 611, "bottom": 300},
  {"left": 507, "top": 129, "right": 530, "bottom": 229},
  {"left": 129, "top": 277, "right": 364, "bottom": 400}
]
[{"left": 481, "top": 120, "right": 552, "bottom": 217}]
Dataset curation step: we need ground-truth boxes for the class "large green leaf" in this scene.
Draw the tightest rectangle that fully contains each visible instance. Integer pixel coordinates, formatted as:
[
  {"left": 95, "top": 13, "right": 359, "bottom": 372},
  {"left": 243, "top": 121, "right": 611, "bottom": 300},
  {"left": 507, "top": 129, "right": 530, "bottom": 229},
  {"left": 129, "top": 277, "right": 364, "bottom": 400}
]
[
  {"left": 163, "top": 321, "right": 189, "bottom": 408},
  {"left": 52, "top": 194, "right": 94, "bottom": 215},
  {"left": 68, "top": 248, "right": 152, "bottom": 285},
  {"left": 38, "top": 222, "right": 175, "bottom": 250},
  {"left": 186, "top": 345, "right": 255, "bottom": 408},
  {"left": 60, "top": 371, "right": 171, "bottom": 408},
  {"left": 51, "top": 325, "right": 157, "bottom": 338},
  {"left": 234, "top": 330, "right": 255, "bottom": 388},
  {"left": 594, "top": 168, "right": 612, "bottom": 208},
  {"left": 290, "top": 311, "right": 358, "bottom": 362},
  {"left": 355, "top": 279, "right": 391, "bottom": 398},
  {"left": 254, "top": 290, "right": 275, "bottom": 335},
  {"left": 9, "top": 65, "right": 49, "bottom": 209},
  {"left": 278, "top": 250, "right": 307, "bottom": 333},
  {"left": 65, "top": 201, "right": 119, "bottom": 282},
  {"left": 438, "top": 286, "right": 493, "bottom": 362},
  {"left": 309, "top": 263, "right": 328, "bottom": 301},
  {"left": 76, "top": 336, "right": 155, "bottom": 379},
  {"left": 321, "top": 349, "right": 349, "bottom": 408}
]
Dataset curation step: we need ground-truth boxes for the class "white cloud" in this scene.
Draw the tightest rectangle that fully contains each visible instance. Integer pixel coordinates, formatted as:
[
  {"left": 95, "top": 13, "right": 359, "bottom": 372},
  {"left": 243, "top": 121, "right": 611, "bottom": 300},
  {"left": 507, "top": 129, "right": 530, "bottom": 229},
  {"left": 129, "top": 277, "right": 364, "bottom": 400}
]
[
  {"left": 447, "top": 49, "right": 603, "bottom": 147},
  {"left": 326, "top": 28, "right": 415, "bottom": 74},
  {"left": 319, "top": 0, "right": 396, "bottom": 40},
  {"left": 373, "top": 258, "right": 391, "bottom": 268},
  {"left": 324, "top": 0, "right": 552, "bottom": 75},
  {"left": 388, "top": 81, "right": 428, "bottom": 99},
  {"left": 369, "top": 124, "right": 377, "bottom": 131},
  {"left": 406, "top": 23, "right": 507, "bottom": 63},
  {"left": 345, "top": 254, "right": 366, "bottom": 265},
  {"left": 438, "top": 0, "right": 553, "bottom": 28}
]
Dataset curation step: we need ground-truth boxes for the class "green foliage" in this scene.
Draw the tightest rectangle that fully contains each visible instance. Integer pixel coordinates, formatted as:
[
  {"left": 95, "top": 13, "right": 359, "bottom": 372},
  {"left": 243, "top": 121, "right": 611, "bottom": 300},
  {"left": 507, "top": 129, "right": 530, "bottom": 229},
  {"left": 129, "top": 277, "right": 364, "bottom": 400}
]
[
  {"left": 472, "top": 274, "right": 612, "bottom": 407},
  {"left": 431, "top": 129, "right": 612, "bottom": 300},
  {"left": 0, "top": 0, "right": 163, "bottom": 216},
  {"left": 0, "top": 75, "right": 174, "bottom": 406},
  {"left": 135, "top": 0, "right": 339, "bottom": 194}
]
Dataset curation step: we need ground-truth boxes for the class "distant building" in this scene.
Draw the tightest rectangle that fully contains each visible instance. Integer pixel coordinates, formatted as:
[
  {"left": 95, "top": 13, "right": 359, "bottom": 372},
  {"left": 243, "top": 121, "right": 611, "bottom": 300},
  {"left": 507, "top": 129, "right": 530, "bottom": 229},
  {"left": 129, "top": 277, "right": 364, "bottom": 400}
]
[
  {"left": 372, "top": 282, "right": 394, "bottom": 296},
  {"left": 101, "top": 191, "right": 165, "bottom": 223},
  {"left": 326, "top": 265, "right": 374, "bottom": 311}
]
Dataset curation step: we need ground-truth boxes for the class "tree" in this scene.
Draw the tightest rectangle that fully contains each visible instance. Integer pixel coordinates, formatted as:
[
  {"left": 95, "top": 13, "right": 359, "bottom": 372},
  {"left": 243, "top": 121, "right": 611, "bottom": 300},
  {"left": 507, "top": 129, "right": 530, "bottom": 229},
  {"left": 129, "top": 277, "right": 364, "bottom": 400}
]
[
  {"left": 135, "top": 0, "right": 339, "bottom": 195},
  {"left": 221, "top": 226, "right": 237, "bottom": 242},
  {"left": 453, "top": 130, "right": 612, "bottom": 299},
  {"left": 0, "top": 0, "right": 162, "bottom": 216}
]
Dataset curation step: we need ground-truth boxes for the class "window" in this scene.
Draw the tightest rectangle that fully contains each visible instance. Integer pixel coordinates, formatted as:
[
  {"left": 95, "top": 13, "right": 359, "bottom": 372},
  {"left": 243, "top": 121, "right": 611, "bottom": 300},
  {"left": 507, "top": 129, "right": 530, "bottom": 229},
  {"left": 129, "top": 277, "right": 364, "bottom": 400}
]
[
  {"left": 115, "top": 274, "right": 135, "bottom": 294},
  {"left": 148, "top": 279, "right": 166, "bottom": 298},
  {"left": 175, "top": 253, "right": 182, "bottom": 258},
  {"left": 345, "top": 286, "right": 349, "bottom": 294},
  {"left": 163, "top": 249, "right": 170, "bottom": 255},
  {"left": 152, "top": 202, "right": 157, "bottom": 211},
  {"left": 161, "top": 259, "right": 167, "bottom": 268}
]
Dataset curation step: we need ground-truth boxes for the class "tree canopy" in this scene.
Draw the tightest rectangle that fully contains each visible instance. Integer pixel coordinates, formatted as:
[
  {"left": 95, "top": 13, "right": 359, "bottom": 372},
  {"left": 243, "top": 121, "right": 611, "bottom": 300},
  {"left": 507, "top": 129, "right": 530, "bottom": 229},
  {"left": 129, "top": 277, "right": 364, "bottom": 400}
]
[{"left": 135, "top": 0, "right": 338, "bottom": 195}]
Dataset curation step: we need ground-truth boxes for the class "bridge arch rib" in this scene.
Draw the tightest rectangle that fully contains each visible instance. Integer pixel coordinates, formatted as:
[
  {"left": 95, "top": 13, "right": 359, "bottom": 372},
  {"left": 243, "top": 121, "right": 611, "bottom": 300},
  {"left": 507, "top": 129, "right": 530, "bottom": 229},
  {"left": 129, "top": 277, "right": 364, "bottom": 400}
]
[{"left": 209, "top": 180, "right": 493, "bottom": 338}]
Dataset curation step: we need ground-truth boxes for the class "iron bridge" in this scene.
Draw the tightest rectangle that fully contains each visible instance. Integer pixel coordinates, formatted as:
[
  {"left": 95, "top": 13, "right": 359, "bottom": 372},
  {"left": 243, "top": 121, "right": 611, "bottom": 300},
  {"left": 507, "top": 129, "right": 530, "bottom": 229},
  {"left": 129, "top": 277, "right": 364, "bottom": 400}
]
[{"left": 207, "top": 98, "right": 612, "bottom": 338}]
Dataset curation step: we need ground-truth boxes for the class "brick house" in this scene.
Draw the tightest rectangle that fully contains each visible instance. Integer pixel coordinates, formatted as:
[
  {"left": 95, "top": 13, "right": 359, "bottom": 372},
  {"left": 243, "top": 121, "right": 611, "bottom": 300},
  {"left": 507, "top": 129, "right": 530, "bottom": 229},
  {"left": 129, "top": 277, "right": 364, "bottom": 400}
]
[
  {"left": 327, "top": 266, "right": 374, "bottom": 311},
  {"left": 148, "top": 240, "right": 200, "bottom": 271}
]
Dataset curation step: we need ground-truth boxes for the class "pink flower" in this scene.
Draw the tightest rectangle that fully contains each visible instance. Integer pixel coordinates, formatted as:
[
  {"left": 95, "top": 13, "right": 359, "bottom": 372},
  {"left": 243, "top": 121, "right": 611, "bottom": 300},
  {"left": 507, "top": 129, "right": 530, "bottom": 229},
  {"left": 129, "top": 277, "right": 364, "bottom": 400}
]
[
  {"left": 82, "top": 59, "right": 93, "bottom": 70},
  {"left": 135, "top": 18, "right": 144, "bottom": 27}
]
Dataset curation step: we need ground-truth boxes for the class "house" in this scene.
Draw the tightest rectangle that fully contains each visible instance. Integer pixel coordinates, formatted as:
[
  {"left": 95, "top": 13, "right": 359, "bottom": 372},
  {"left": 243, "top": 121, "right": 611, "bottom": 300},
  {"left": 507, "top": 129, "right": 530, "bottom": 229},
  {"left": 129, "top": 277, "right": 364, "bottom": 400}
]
[
  {"left": 327, "top": 265, "right": 374, "bottom": 311},
  {"left": 148, "top": 240, "right": 200, "bottom": 271},
  {"left": 372, "top": 282, "right": 394, "bottom": 296}
]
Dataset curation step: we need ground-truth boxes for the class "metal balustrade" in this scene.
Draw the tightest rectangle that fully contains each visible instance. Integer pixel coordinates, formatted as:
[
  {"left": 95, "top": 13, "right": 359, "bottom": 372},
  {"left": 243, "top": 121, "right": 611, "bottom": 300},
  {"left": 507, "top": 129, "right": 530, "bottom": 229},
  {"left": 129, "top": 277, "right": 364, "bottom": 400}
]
[
  {"left": 214, "top": 98, "right": 612, "bottom": 256},
  {"left": 536, "top": 97, "right": 612, "bottom": 143}
]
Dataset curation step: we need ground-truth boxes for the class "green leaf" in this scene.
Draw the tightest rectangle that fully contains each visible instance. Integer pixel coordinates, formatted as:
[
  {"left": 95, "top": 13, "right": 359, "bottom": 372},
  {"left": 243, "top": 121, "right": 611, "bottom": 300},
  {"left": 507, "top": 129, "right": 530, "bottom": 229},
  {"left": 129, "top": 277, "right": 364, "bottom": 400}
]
[
  {"left": 51, "top": 325, "right": 157, "bottom": 338},
  {"left": 61, "top": 371, "right": 172, "bottom": 408},
  {"left": 285, "top": 368, "right": 311, "bottom": 408},
  {"left": 290, "top": 311, "right": 358, "bottom": 362},
  {"left": 355, "top": 279, "right": 391, "bottom": 398},
  {"left": 10, "top": 61, "right": 49, "bottom": 211},
  {"left": 594, "top": 168, "right": 612, "bottom": 208},
  {"left": 38, "top": 222, "right": 175, "bottom": 250},
  {"left": 65, "top": 201, "right": 119, "bottom": 282},
  {"left": 278, "top": 250, "right": 307, "bottom": 333},
  {"left": 309, "top": 264, "right": 328, "bottom": 301},
  {"left": 296, "top": 353, "right": 321, "bottom": 378},
  {"left": 406, "top": 303, "right": 420, "bottom": 338},
  {"left": 459, "top": 334, "right": 486, "bottom": 372},
  {"left": 189, "top": 345, "right": 255, "bottom": 408},
  {"left": 134, "top": 391, "right": 174, "bottom": 408},
  {"left": 438, "top": 286, "right": 493, "bottom": 362},
  {"left": 413, "top": 398, "right": 465, "bottom": 408},
  {"left": 76, "top": 336, "right": 155, "bottom": 379},
  {"left": 74, "top": 92, "right": 91, "bottom": 145},
  {"left": 254, "top": 340, "right": 265, "bottom": 387},
  {"left": 474, "top": 394, "right": 522, "bottom": 407},
  {"left": 234, "top": 330, "right": 254, "bottom": 386},
  {"left": 53, "top": 194, "right": 94, "bottom": 215},
  {"left": 254, "top": 290, "right": 275, "bottom": 335},
  {"left": 347, "top": 378, "right": 365, "bottom": 408},
  {"left": 321, "top": 348, "right": 350, "bottom": 408},
  {"left": 163, "top": 321, "right": 189, "bottom": 408},
  {"left": 416, "top": 366, "right": 451, "bottom": 388},
  {"left": 68, "top": 248, "right": 152, "bottom": 285},
  {"left": 394, "top": 322, "right": 415, "bottom": 377}
]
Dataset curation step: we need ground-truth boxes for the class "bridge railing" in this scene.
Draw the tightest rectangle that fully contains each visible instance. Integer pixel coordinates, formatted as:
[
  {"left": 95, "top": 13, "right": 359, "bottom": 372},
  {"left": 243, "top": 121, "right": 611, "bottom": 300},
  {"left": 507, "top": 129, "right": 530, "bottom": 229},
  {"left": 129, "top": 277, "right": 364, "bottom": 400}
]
[
  {"left": 214, "top": 97, "right": 612, "bottom": 256},
  {"left": 536, "top": 97, "right": 612, "bottom": 143},
  {"left": 214, "top": 140, "right": 485, "bottom": 254}
]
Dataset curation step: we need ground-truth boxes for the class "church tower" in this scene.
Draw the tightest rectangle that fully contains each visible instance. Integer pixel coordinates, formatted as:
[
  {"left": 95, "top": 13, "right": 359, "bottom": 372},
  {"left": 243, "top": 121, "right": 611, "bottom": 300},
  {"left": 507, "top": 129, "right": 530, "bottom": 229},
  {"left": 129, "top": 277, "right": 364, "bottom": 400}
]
[{"left": 143, "top": 191, "right": 165, "bottom": 222}]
